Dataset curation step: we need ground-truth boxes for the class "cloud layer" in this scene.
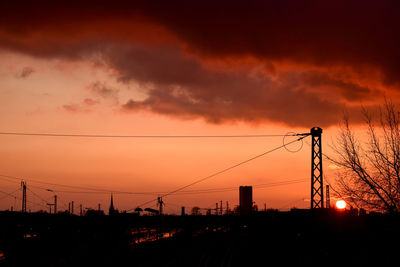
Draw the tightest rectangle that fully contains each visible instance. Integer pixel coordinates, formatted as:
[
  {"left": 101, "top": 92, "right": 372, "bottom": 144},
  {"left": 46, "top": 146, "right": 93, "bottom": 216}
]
[{"left": 1, "top": 0, "right": 398, "bottom": 126}]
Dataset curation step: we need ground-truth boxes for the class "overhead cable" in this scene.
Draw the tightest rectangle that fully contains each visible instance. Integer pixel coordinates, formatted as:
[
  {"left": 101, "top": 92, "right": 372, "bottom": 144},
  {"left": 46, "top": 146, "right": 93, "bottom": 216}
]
[
  {"left": 134, "top": 135, "right": 308, "bottom": 209},
  {"left": 0, "top": 132, "right": 295, "bottom": 138}
]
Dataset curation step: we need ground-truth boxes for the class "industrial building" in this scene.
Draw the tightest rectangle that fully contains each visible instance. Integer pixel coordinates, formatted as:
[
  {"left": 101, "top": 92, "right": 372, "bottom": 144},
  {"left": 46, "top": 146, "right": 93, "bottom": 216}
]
[{"left": 239, "top": 186, "right": 253, "bottom": 215}]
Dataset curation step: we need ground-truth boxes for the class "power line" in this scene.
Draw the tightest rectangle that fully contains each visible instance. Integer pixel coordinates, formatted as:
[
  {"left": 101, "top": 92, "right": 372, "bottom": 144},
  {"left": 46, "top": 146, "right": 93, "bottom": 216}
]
[
  {"left": 25, "top": 198, "right": 48, "bottom": 209},
  {"left": 0, "top": 131, "right": 306, "bottom": 196},
  {"left": 0, "top": 176, "right": 21, "bottom": 184},
  {"left": 154, "top": 179, "right": 308, "bottom": 212},
  {"left": 20, "top": 178, "right": 308, "bottom": 196},
  {"left": 134, "top": 135, "right": 308, "bottom": 209},
  {"left": 0, "top": 134, "right": 309, "bottom": 211},
  {"left": 171, "top": 179, "right": 308, "bottom": 195},
  {"left": 0, "top": 132, "right": 294, "bottom": 138},
  {"left": 26, "top": 187, "right": 52, "bottom": 204},
  {"left": 0, "top": 151, "right": 306, "bottom": 202},
  {"left": 0, "top": 187, "right": 47, "bottom": 209},
  {"left": 0, "top": 188, "right": 20, "bottom": 201},
  {"left": 161, "top": 136, "right": 308, "bottom": 198},
  {"left": 0, "top": 174, "right": 154, "bottom": 194},
  {"left": 0, "top": 175, "right": 307, "bottom": 197}
]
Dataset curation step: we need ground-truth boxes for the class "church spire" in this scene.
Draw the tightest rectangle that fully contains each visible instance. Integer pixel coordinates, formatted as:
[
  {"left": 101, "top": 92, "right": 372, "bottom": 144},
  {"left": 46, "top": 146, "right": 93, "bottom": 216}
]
[{"left": 109, "top": 194, "right": 115, "bottom": 215}]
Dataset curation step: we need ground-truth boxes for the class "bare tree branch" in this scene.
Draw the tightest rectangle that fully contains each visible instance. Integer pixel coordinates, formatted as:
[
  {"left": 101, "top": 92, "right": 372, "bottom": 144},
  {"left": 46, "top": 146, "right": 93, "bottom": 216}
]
[{"left": 331, "top": 101, "right": 400, "bottom": 213}]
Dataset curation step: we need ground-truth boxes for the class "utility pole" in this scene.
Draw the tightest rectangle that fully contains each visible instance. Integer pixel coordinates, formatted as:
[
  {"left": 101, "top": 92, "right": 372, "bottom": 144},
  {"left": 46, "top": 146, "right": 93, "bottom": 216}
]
[
  {"left": 68, "top": 202, "right": 71, "bottom": 215},
  {"left": 157, "top": 197, "right": 164, "bottom": 216},
  {"left": 310, "top": 127, "right": 323, "bottom": 209},
  {"left": 21, "top": 181, "right": 27, "bottom": 213},
  {"left": 220, "top": 200, "right": 223, "bottom": 215},
  {"left": 215, "top": 202, "right": 218, "bottom": 215},
  {"left": 326, "top": 185, "right": 330, "bottom": 209},
  {"left": 54, "top": 195, "right": 57, "bottom": 214}
]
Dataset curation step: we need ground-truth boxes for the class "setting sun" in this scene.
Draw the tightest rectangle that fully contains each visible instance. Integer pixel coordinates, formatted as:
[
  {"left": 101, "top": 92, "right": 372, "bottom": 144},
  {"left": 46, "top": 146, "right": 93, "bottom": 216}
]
[{"left": 336, "top": 200, "right": 347, "bottom": 209}]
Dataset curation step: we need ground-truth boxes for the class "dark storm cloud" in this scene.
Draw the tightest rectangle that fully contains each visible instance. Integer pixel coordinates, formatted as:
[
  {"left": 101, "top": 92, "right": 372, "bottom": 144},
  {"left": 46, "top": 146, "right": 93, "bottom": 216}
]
[
  {"left": 141, "top": 0, "right": 400, "bottom": 85},
  {"left": 122, "top": 85, "right": 342, "bottom": 127},
  {"left": 113, "top": 45, "right": 342, "bottom": 127},
  {"left": 1, "top": 0, "right": 399, "bottom": 78},
  {"left": 299, "top": 71, "right": 380, "bottom": 101},
  {"left": 0, "top": 0, "right": 397, "bottom": 126}
]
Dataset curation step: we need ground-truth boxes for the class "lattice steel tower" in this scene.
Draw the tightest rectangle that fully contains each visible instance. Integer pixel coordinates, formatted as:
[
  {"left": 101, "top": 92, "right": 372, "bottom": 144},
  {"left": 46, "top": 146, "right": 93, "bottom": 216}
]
[{"left": 310, "top": 127, "right": 323, "bottom": 209}]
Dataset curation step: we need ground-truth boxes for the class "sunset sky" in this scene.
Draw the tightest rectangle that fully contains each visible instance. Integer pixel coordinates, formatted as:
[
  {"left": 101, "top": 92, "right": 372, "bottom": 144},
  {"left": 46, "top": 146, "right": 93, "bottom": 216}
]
[{"left": 1, "top": 0, "right": 399, "bottom": 214}]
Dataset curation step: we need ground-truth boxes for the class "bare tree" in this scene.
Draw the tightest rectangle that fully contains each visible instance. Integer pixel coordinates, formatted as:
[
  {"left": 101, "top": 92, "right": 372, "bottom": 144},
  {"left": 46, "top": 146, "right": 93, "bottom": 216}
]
[{"left": 330, "top": 100, "right": 400, "bottom": 213}]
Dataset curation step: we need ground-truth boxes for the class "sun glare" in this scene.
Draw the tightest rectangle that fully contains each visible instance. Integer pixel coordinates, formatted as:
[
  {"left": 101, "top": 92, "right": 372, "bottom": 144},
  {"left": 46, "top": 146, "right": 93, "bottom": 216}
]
[{"left": 336, "top": 200, "right": 347, "bottom": 209}]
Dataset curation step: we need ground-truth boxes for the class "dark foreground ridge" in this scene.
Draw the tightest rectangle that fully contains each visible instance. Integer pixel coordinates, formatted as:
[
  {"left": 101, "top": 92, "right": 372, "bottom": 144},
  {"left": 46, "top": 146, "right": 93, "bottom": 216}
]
[{"left": 1, "top": 210, "right": 399, "bottom": 266}]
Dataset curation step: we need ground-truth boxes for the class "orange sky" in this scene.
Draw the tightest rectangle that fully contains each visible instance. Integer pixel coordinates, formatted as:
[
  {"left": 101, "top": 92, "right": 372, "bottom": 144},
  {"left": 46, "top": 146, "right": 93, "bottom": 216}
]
[{"left": 0, "top": 1, "right": 399, "bottom": 213}]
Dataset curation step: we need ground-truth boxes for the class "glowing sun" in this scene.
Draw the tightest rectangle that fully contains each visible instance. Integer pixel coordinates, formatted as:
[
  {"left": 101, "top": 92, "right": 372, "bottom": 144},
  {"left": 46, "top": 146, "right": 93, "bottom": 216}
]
[{"left": 336, "top": 200, "right": 347, "bottom": 209}]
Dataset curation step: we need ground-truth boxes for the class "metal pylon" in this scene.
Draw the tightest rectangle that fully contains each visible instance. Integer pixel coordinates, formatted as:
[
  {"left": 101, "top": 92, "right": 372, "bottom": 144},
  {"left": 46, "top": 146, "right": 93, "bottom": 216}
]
[{"left": 311, "top": 127, "right": 323, "bottom": 209}]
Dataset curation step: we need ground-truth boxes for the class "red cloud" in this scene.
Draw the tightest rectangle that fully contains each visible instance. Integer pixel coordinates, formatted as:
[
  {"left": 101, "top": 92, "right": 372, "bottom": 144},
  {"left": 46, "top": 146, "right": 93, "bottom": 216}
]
[{"left": 0, "top": 0, "right": 398, "bottom": 126}]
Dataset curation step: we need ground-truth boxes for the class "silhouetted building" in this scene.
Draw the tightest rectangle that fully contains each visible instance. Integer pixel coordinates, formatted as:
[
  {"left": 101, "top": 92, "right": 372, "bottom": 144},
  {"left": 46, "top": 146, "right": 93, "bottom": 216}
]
[
  {"left": 109, "top": 194, "right": 118, "bottom": 215},
  {"left": 239, "top": 186, "right": 253, "bottom": 215}
]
